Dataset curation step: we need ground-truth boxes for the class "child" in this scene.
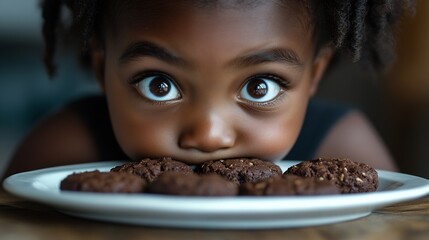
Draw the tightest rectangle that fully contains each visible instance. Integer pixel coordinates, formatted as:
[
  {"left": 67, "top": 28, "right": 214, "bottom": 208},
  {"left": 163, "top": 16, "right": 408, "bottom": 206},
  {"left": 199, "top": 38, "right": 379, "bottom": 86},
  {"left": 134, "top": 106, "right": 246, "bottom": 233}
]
[{"left": 3, "top": 0, "right": 413, "bottom": 177}]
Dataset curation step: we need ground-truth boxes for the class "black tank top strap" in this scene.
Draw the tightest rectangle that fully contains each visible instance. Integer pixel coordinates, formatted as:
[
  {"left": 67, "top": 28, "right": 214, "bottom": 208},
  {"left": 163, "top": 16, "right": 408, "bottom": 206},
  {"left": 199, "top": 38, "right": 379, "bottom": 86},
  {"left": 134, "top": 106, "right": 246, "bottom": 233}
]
[
  {"left": 284, "top": 99, "right": 351, "bottom": 160},
  {"left": 66, "top": 95, "right": 128, "bottom": 161}
]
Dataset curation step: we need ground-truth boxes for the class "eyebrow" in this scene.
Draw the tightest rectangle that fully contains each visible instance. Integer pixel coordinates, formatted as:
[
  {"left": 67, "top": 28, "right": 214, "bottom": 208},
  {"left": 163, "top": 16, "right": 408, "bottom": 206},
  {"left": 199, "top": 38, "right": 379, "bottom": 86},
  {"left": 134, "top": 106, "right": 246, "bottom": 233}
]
[
  {"left": 230, "top": 48, "right": 303, "bottom": 68},
  {"left": 119, "top": 41, "right": 186, "bottom": 66},
  {"left": 119, "top": 41, "right": 303, "bottom": 69}
]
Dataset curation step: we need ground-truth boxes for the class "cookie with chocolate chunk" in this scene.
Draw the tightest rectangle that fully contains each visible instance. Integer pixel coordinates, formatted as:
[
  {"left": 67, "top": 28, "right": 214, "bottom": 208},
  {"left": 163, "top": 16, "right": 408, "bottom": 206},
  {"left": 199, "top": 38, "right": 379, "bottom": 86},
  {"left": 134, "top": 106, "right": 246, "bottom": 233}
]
[
  {"left": 111, "top": 157, "right": 194, "bottom": 183},
  {"left": 197, "top": 158, "right": 282, "bottom": 185},
  {"left": 284, "top": 158, "right": 378, "bottom": 193},
  {"left": 146, "top": 172, "right": 238, "bottom": 196},
  {"left": 60, "top": 170, "right": 146, "bottom": 193},
  {"left": 240, "top": 175, "right": 339, "bottom": 196}
]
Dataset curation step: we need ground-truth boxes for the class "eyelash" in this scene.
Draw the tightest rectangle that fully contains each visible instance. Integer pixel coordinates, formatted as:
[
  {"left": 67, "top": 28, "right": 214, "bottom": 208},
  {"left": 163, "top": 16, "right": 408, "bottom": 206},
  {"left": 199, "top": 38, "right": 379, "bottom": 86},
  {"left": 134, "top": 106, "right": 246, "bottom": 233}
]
[
  {"left": 128, "top": 71, "right": 171, "bottom": 85},
  {"left": 252, "top": 73, "right": 291, "bottom": 89}
]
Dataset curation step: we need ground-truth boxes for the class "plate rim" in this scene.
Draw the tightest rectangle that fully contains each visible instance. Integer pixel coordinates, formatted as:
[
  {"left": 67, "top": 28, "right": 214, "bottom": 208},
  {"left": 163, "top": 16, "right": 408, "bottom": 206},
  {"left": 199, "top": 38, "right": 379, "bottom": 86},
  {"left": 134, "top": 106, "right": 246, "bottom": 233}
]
[{"left": 3, "top": 161, "right": 429, "bottom": 228}]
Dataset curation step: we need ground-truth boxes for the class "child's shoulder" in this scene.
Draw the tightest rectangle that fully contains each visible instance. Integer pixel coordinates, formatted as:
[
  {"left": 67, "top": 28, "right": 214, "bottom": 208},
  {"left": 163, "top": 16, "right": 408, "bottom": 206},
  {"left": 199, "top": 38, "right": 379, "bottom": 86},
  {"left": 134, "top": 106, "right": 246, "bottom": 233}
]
[
  {"left": 3, "top": 96, "right": 105, "bottom": 177},
  {"left": 287, "top": 99, "right": 396, "bottom": 170},
  {"left": 313, "top": 104, "right": 396, "bottom": 170}
]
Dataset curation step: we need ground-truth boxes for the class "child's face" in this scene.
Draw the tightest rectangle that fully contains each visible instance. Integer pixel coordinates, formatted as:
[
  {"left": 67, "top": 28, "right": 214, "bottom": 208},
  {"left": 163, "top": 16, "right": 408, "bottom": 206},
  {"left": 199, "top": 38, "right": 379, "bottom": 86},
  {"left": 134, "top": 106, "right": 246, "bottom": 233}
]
[{"left": 95, "top": 1, "right": 332, "bottom": 164}]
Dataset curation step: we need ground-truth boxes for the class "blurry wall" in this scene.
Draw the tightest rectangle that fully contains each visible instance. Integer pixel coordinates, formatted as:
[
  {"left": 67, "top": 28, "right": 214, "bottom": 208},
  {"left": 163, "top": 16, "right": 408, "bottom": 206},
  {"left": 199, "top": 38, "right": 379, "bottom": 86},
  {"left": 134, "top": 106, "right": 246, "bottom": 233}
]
[
  {"left": 317, "top": 0, "right": 429, "bottom": 178},
  {"left": 0, "top": 1, "right": 428, "bottom": 178},
  {"left": 0, "top": 0, "right": 99, "bottom": 175},
  {"left": 383, "top": 0, "right": 429, "bottom": 178}
]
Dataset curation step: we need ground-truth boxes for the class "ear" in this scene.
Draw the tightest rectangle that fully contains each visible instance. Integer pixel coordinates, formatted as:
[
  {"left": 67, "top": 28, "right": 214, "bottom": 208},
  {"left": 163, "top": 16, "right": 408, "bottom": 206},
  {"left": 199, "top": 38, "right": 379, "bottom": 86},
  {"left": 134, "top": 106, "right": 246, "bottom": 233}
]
[
  {"left": 91, "top": 43, "right": 106, "bottom": 92},
  {"left": 309, "top": 46, "right": 334, "bottom": 96}
]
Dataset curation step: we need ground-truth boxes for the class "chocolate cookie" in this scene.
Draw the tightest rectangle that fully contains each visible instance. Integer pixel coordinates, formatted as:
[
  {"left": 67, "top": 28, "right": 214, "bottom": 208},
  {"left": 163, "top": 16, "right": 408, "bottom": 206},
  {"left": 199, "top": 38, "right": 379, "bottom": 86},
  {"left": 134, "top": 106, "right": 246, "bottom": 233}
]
[
  {"left": 197, "top": 158, "right": 282, "bottom": 185},
  {"left": 111, "top": 157, "right": 194, "bottom": 183},
  {"left": 146, "top": 172, "right": 238, "bottom": 196},
  {"left": 60, "top": 170, "right": 146, "bottom": 193},
  {"left": 240, "top": 175, "right": 339, "bottom": 196},
  {"left": 284, "top": 158, "right": 378, "bottom": 193}
]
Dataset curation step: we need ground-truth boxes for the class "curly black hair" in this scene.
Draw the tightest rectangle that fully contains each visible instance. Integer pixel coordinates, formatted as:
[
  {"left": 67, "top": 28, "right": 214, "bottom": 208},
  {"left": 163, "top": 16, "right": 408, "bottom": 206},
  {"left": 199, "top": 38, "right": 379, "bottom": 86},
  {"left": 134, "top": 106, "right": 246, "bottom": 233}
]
[{"left": 41, "top": 0, "right": 414, "bottom": 77}]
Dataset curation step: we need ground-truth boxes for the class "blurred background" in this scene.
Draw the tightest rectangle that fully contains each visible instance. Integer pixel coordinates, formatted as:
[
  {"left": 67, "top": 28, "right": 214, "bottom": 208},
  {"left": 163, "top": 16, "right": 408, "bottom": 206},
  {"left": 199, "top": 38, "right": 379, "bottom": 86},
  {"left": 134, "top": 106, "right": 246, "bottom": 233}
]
[
  {"left": 1, "top": 0, "right": 428, "bottom": 178},
  {"left": 0, "top": 0, "right": 100, "bottom": 176}
]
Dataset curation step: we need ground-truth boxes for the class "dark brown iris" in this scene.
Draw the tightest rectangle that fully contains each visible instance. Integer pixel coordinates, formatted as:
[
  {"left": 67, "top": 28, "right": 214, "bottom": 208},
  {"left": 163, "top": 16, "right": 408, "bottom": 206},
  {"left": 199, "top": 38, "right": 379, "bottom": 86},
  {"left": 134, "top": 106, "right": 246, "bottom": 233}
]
[
  {"left": 246, "top": 79, "right": 268, "bottom": 99},
  {"left": 149, "top": 77, "right": 171, "bottom": 97}
]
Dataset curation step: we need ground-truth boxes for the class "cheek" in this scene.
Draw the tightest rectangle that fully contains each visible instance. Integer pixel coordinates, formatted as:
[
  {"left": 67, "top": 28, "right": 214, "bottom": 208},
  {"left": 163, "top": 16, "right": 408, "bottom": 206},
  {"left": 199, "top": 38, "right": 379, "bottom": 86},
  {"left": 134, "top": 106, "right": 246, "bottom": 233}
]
[
  {"left": 242, "top": 93, "right": 310, "bottom": 161},
  {"left": 108, "top": 97, "right": 181, "bottom": 159},
  {"left": 111, "top": 114, "right": 178, "bottom": 159},
  {"left": 243, "top": 111, "right": 306, "bottom": 161}
]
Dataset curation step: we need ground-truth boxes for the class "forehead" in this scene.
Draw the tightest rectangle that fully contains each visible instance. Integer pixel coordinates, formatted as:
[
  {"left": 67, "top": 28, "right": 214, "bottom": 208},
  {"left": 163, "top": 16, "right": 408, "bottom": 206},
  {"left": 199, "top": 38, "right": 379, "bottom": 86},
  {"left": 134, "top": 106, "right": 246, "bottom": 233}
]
[
  {"left": 106, "top": 0, "right": 312, "bottom": 32},
  {"left": 104, "top": 0, "right": 315, "bottom": 64}
]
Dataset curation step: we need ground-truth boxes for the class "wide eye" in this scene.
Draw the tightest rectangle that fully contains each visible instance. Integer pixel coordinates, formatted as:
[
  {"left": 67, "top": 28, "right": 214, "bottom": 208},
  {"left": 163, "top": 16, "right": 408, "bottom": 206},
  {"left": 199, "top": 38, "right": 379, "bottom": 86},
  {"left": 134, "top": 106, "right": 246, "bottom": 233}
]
[
  {"left": 239, "top": 76, "right": 283, "bottom": 103},
  {"left": 134, "top": 73, "right": 181, "bottom": 102}
]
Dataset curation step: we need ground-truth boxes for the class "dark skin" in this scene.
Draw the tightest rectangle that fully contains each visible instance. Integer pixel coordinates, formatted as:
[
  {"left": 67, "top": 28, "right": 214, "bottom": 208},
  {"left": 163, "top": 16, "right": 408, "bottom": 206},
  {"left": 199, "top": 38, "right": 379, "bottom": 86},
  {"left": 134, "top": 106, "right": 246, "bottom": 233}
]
[{"left": 3, "top": 1, "right": 396, "bottom": 178}]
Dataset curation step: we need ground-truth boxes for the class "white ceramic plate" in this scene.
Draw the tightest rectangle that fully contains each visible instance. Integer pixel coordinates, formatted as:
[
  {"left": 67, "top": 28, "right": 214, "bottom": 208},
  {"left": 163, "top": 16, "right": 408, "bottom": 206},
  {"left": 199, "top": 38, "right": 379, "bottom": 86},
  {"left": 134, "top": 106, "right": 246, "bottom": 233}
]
[{"left": 4, "top": 161, "right": 429, "bottom": 229}]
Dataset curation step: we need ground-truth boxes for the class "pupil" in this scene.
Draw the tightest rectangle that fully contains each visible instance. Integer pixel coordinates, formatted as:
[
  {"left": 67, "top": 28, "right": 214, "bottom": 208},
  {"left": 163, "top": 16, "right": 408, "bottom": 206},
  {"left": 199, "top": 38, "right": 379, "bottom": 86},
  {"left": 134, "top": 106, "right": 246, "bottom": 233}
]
[
  {"left": 247, "top": 79, "right": 268, "bottom": 98},
  {"left": 149, "top": 77, "right": 170, "bottom": 97}
]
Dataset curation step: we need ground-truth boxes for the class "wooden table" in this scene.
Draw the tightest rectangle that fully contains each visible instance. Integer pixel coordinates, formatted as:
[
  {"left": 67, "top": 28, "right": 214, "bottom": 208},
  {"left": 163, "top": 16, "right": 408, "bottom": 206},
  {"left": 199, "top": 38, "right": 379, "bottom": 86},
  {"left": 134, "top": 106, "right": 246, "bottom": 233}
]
[{"left": 1, "top": 189, "right": 429, "bottom": 240}]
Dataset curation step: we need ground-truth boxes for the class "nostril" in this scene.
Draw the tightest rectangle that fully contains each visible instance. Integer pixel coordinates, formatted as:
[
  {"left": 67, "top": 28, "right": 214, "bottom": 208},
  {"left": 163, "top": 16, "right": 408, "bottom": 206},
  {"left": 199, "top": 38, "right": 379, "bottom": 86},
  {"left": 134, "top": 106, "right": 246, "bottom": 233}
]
[
  {"left": 178, "top": 128, "right": 236, "bottom": 152},
  {"left": 178, "top": 111, "right": 236, "bottom": 152}
]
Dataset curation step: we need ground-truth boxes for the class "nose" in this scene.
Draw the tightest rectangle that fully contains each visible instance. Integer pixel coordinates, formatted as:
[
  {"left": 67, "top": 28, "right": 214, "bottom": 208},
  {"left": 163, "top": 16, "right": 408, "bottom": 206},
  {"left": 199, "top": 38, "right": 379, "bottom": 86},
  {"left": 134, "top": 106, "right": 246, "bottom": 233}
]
[{"left": 178, "top": 112, "right": 236, "bottom": 153}]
